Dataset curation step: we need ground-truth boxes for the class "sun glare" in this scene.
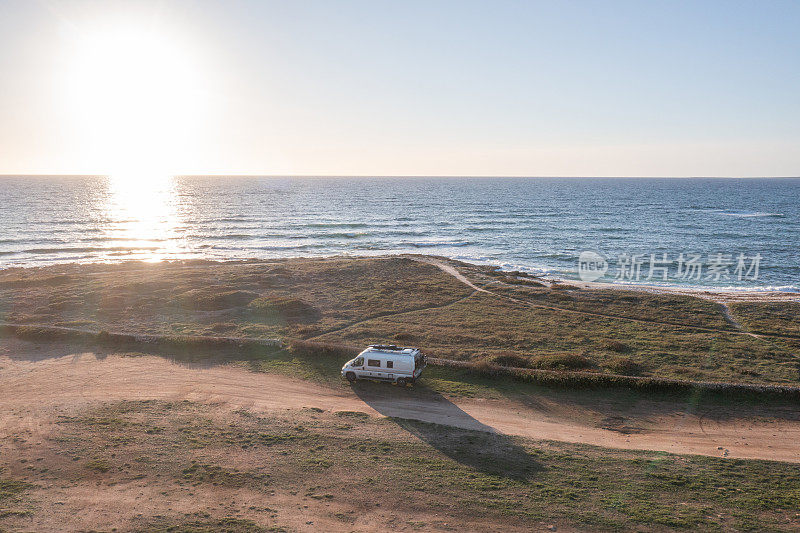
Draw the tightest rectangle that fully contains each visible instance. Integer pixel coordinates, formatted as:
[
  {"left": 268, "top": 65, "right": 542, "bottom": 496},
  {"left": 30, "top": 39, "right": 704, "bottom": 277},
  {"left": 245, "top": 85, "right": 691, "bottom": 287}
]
[
  {"left": 103, "top": 174, "right": 182, "bottom": 262},
  {"left": 62, "top": 24, "right": 204, "bottom": 178}
]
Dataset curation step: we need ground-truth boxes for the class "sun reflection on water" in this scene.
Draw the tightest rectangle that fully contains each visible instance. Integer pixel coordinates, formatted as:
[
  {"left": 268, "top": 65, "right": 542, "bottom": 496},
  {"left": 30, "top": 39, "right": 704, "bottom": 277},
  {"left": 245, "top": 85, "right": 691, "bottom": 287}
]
[{"left": 102, "top": 174, "right": 182, "bottom": 262}]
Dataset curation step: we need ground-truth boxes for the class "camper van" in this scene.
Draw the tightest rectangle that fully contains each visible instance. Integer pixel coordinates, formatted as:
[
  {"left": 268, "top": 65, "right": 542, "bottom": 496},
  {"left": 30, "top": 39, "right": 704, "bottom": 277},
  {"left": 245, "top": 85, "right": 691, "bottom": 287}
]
[{"left": 341, "top": 345, "right": 426, "bottom": 386}]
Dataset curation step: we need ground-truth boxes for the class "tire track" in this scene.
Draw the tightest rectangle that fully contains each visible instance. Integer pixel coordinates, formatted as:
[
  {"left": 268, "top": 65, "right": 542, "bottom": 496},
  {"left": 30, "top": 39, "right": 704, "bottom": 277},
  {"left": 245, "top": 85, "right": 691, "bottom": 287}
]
[{"left": 411, "top": 257, "right": 800, "bottom": 342}]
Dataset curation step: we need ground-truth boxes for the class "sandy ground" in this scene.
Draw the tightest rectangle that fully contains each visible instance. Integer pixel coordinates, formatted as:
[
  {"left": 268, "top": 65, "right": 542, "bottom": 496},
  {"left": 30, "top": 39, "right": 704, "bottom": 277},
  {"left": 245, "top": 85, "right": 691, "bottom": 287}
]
[
  {"left": 1, "top": 340, "right": 798, "bottom": 464},
  {"left": 569, "top": 279, "right": 800, "bottom": 304}
]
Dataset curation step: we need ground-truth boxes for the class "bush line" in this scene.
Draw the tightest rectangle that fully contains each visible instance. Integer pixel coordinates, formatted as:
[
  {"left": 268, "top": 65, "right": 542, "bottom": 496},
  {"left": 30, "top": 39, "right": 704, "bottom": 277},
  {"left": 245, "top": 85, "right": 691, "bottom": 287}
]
[
  {"left": 0, "top": 323, "right": 282, "bottom": 353},
  {"left": 428, "top": 357, "right": 800, "bottom": 401},
  {"left": 2, "top": 323, "right": 798, "bottom": 401}
]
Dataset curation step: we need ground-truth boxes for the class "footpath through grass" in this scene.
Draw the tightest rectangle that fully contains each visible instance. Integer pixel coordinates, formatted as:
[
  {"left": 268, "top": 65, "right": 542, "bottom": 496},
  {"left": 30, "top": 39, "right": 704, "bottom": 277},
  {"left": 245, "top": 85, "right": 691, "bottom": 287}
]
[{"left": 1, "top": 256, "right": 799, "bottom": 385}]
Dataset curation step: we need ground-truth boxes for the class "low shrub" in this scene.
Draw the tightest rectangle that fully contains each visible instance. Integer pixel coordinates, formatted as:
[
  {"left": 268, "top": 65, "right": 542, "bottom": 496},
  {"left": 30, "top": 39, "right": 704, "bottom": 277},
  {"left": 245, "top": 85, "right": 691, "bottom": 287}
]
[
  {"left": 550, "top": 282, "right": 578, "bottom": 291},
  {"left": 530, "top": 353, "right": 596, "bottom": 371},
  {"left": 0, "top": 324, "right": 90, "bottom": 342},
  {"left": 179, "top": 288, "right": 259, "bottom": 310},
  {"left": 483, "top": 351, "right": 595, "bottom": 371},
  {"left": 287, "top": 339, "right": 359, "bottom": 360},
  {"left": 84, "top": 458, "right": 111, "bottom": 473},
  {"left": 485, "top": 351, "right": 533, "bottom": 368},
  {"left": 603, "top": 340, "right": 630, "bottom": 353},
  {"left": 293, "top": 325, "right": 322, "bottom": 337},
  {"left": 605, "top": 357, "right": 646, "bottom": 376},
  {"left": 249, "top": 297, "right": 321, "bottom": 322},
  {"left": 208, "top": 322, "right": 238, "bottom": 333}
]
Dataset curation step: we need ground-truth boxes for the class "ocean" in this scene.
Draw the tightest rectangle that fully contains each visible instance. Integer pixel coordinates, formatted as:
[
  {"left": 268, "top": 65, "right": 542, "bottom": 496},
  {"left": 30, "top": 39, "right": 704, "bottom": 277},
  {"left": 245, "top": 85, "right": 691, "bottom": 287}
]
[{"left": 1, "top": 176, "right": 798, "bottom": 291}]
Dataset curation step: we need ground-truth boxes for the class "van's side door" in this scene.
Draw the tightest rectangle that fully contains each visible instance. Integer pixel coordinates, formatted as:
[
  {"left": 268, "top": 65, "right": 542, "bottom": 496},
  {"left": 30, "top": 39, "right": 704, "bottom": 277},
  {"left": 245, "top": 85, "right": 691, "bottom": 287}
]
[{"left": 366, "top": 358, "right": 382, "bottom": 379}]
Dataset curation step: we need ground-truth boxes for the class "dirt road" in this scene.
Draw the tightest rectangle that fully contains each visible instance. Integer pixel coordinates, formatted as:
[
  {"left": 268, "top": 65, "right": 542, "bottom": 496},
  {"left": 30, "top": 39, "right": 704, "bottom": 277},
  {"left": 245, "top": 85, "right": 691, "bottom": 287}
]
[
  {"left": 2, "top": 340, "right": 798, "bottom": 464},
  {"left": 412, "top": 256, "right": 800, "bottom": 343}
]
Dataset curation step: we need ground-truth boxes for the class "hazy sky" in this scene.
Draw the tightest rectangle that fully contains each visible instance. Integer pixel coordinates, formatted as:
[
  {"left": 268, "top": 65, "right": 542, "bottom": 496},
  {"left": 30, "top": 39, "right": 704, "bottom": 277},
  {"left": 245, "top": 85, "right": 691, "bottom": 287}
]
[{"left": 1, "top": 0, "right": 798, "bottom": 177}]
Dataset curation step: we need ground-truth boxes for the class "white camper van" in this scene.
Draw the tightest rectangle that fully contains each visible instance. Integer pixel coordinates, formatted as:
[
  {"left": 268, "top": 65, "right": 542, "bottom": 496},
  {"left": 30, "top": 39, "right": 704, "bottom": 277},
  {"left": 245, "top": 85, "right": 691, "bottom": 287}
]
[{"left": 341, "top": 345, "right": 426, "bottom": 386}]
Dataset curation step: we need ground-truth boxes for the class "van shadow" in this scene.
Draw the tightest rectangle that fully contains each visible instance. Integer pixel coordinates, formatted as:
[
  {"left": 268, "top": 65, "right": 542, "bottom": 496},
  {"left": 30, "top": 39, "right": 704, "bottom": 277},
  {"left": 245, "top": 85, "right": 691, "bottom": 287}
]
[{"left": 350, "top": 381, "right": 542, "bottom": 480}]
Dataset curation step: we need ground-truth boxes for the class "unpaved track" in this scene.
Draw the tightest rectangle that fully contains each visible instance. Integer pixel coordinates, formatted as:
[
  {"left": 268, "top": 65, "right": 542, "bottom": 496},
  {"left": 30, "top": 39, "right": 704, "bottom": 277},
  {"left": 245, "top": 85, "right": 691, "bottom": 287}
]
[
  {"left": 2, "top": 343, "right": 798, "bottom": 464},
  {"left": 412, "top": 256, "right": 800, "bottom": 343},
  {"left": 412, "top": 256, "right": 493, "bottom": 293}
]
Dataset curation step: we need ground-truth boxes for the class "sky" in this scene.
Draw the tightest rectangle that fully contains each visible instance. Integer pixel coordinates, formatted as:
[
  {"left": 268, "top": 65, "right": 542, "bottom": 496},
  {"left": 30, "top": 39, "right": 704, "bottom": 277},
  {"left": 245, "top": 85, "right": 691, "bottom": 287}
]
[{"left": 0, "top": 0, "right": 798, "bottom": 177}]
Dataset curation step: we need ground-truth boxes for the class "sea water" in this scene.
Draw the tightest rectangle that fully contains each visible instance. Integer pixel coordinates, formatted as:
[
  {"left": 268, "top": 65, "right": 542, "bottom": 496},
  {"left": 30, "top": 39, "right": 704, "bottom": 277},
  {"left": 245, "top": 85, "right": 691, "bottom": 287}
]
[{"left": 1, "top": 176, "right": 797, "bottom": 291}]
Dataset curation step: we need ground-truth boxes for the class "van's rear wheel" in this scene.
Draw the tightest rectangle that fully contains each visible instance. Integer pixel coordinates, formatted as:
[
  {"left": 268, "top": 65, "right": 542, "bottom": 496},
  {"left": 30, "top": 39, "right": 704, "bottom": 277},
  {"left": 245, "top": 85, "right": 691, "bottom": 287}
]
[
  {"left": 346, "top": 372, "right": 357, "bottom": 383},
  {"left": 396, "top": 378, "right": 407, "bottom": 387}
]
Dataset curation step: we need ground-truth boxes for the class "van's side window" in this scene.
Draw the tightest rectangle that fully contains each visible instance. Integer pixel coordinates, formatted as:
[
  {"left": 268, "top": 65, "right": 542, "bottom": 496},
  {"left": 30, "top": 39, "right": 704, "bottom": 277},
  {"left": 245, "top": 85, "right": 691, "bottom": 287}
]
[
  {"left": 367, "top": 359, "right": 381, "bottom": 367},
  {"left": 386, "top": 361, "right": 393, "bottom": 369}
]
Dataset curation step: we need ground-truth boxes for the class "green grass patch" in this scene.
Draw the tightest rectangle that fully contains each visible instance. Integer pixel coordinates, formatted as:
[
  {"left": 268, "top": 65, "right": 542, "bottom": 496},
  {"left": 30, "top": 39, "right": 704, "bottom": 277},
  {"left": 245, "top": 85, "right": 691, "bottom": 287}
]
[
  {"left": 0, "top": 478, "right": 31, "bottom": 503},
  {"left": 84, "top": 458, "right": 111, "bottom": 473},
  {"left": 39, "top": 400, "right": 800, "bottom": 532}
]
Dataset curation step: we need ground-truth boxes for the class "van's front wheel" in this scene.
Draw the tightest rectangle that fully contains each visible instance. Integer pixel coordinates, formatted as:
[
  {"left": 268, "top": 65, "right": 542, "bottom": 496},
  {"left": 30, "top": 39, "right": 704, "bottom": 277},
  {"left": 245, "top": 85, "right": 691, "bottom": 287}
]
[
  {"left": 346, "top": 372, "right": 357, "bottom": 383},
  {"left": 396, "top": 378, "right": 407, "bottom": 387}
]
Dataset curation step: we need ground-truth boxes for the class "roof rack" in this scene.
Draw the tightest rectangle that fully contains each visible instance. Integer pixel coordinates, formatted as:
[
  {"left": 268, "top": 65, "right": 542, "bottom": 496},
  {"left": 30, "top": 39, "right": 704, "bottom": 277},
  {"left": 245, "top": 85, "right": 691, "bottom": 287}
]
[
  {"left": 368, "top": 344, "right": 404, "bottom": 351},
  {"left": 367, "top": 344, "right": 418, "bottom": 353}
]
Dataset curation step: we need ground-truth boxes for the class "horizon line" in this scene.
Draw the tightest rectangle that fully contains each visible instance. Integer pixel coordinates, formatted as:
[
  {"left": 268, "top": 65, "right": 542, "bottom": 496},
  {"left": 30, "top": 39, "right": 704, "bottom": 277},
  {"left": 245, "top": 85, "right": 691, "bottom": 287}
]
[{"left": 1, "top": 174, "right": 799, "bottom": 179}]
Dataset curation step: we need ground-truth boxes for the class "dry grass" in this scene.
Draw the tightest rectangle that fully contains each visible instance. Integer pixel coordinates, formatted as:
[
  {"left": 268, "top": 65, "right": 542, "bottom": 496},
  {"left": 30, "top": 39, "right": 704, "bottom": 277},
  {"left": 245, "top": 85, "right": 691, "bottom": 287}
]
[
  {"left": 730, "top": 301, "right": 800, "bottom": 337},
  {"left": 0, "top": 255, "right": 798, "bottom": 386},
  {"left": 2, "top": 400, "right": 799, "bottom": 532},
  {"left": 317, "top": 289, "right": 800, "bottom": 384}
]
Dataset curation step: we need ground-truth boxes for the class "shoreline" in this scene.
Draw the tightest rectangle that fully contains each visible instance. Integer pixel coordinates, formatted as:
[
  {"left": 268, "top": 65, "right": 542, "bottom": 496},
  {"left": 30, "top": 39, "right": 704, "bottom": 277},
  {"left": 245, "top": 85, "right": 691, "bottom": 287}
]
[
  {"left": 440, "top": 255, "right": 800, "bottom": 299},
  {"left": 416, "top": 254, "right": 800, "bottom": 303},
  {"left": 562, "top": 277, "right": 800, "bottom": 303}
]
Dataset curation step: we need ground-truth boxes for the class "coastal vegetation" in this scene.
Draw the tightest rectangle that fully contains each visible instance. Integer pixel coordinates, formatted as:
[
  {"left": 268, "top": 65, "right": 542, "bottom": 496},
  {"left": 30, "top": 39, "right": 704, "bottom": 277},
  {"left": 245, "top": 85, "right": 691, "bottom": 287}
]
[{"left": 1, "top": 256, "right": 797, "bottom": 386}]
